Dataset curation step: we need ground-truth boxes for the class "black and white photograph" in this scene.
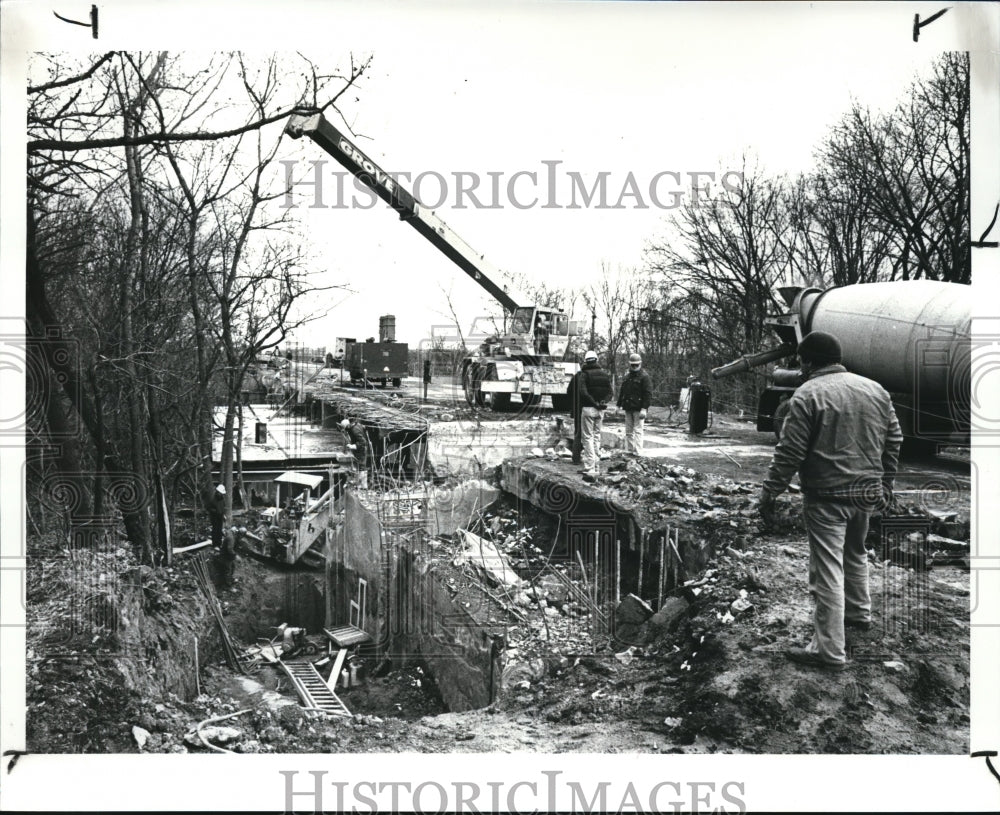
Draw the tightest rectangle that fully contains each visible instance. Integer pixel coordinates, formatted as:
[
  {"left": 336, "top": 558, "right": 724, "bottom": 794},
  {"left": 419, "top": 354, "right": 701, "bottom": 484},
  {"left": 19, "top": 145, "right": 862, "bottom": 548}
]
[{"left": 2, "top": 1, "right": 998, "bottom": 811}]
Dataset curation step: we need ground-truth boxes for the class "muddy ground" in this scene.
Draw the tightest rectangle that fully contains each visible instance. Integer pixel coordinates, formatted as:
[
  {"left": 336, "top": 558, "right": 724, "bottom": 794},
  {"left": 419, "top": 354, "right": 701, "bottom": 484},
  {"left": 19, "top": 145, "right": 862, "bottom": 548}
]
[{"left": 25, "top": 386, "right": 970, "bottom": 755}]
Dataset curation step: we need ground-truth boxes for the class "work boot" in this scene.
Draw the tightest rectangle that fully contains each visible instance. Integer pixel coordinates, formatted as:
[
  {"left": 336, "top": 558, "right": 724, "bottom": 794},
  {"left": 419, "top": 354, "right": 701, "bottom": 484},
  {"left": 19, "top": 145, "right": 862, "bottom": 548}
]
[
  {"left": 845, "top": 618, "right": 872, "bottom": 631},
  {"left": 785, "top": 647, "right": 848, "bottom": 673},
  {"left": 582, "top": 471, "right": 599, "bottom": 483}
]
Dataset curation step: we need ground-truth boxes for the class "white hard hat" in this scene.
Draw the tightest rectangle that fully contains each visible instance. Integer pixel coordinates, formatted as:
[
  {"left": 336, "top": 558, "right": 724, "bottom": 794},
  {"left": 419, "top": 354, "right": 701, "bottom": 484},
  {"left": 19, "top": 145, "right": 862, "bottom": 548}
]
[
  {"left": 584, "top": 350, "right": 598, "bottom": 362},
  {"left": 216, "top": 484, "right": 226, "bottom": 494},
  {"left": 339, "top": 419, "right": 350, "bottom": 428}
]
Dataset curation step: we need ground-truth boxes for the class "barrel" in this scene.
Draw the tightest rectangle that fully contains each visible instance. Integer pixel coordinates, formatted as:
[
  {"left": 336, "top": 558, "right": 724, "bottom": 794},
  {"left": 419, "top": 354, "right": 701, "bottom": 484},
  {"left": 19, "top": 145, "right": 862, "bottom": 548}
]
[{"left": 688, "top": 382, "right": 711, "bottom": 434}]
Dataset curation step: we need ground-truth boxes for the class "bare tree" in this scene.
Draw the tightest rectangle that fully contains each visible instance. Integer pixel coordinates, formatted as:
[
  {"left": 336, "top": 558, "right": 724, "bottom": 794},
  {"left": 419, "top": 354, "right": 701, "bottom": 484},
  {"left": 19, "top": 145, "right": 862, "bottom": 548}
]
[
  {"left": 581, "top": 262, "right": 646, "bottom": 387},
  {"left": 26, "top": 51, "right": 368, "bottom": 561},
  {"left": 816, "top": 52, "right": 969, "bottom": 284}
]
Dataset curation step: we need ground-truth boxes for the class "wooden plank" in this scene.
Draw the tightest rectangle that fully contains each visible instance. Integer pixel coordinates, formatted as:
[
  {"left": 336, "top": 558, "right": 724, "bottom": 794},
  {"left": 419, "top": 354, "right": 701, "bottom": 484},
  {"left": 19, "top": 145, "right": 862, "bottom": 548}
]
[
  {"left": 323, "top": 625, "right": 372, "bottom": 647},
  {"left": 172, "top": 540, "right": 213, "bottom": 555},
  {"left": 327, "top": 649, "right": 348, "bottom": 692}
]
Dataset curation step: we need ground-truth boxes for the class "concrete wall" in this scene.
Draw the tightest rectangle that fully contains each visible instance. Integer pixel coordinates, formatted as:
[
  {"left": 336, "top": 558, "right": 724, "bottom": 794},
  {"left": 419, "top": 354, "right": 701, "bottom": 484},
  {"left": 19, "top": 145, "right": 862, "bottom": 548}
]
[
  {"left": 328, "top": 490, "right": 506, "bottom": 711},
  {"left": 388, "top": 543, "right": 505, "bottom": 712},
  {"left": 427, "top": 419, "right": 563, "bottom": 475},
  {"left": 326, "top": 491, "right": 387, "bottom": 648}
]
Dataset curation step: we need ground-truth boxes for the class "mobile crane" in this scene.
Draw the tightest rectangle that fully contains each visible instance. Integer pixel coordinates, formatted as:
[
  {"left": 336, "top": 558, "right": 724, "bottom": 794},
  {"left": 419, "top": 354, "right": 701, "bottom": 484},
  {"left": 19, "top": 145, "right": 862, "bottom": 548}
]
[{"left": 285, "top": 113, "right": 579, "bottom": 411}]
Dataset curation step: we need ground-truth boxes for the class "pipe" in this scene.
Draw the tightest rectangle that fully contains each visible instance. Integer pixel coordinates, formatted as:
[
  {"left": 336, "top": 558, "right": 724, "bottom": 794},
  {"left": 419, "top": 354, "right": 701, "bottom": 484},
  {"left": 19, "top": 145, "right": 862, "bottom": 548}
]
[
  {"left": 195, "top": 708, "right": 251, "bottom": 754},
  {"left": 711, "top": 344, "right": 795, "bottom": 379}
]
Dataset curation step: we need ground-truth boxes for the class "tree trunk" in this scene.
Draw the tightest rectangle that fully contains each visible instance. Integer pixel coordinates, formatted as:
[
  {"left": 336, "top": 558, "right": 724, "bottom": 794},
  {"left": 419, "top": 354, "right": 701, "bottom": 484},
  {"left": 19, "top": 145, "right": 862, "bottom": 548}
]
[{"left": 26, "top": 208, "right": 149, "bottom": 556}]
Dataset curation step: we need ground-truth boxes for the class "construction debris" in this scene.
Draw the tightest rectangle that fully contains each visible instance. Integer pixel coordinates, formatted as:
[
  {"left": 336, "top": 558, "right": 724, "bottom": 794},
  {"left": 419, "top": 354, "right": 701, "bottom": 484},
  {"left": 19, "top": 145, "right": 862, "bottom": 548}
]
[
  {"left": 190, "top": 555, "right": 252, "bottom": 674},
  {"left": 454, "top": 529, "right": 523, "bottom": 589}
]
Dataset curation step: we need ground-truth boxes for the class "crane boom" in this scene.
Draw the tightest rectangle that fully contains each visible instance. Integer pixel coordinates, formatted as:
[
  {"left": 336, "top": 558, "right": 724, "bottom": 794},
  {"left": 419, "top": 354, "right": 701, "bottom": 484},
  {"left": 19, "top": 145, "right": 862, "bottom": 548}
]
[{"left": 285, "top": 112, "right": 521, "bottom": 313}]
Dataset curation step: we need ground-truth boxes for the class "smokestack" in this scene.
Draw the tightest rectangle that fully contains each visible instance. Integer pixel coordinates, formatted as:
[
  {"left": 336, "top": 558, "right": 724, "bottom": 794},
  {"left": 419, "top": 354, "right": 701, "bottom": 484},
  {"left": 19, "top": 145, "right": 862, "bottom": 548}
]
[{"left": 379, "top": 315, "right": 396, "bottom": 343}]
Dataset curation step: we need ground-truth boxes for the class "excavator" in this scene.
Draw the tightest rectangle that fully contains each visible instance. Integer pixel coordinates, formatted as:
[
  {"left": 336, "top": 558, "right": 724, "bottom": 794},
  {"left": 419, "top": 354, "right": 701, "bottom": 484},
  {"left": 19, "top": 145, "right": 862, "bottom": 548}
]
[{"left": 285, "top": 113, "right": 579, "bottom": 411}]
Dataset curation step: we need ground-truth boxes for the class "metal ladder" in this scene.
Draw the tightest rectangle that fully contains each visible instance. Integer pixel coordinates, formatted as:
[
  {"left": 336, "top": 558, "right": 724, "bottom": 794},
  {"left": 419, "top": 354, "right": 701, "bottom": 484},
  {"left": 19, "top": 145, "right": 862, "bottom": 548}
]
[{"left": 279, "top": 659, "right": 352, "bottom": 717}]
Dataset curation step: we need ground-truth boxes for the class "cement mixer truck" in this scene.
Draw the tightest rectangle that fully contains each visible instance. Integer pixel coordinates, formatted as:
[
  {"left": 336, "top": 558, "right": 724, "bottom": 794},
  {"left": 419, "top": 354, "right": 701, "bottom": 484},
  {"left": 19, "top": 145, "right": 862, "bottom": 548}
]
[{"left": 711, "top": 280, "right": 971, "bottom": 453}]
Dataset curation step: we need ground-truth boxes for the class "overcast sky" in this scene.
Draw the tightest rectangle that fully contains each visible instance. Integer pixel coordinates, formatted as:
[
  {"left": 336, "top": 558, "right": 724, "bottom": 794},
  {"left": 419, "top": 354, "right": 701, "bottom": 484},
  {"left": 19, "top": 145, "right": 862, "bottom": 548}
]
[{"left": 268, "top": 2, "right": 949, "bottom": 349}]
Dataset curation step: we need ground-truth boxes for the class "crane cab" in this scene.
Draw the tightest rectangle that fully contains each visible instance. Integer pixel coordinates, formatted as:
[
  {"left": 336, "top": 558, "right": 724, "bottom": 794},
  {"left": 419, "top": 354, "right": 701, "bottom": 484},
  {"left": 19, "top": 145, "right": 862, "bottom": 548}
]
[{"left": 502, "top": 307, "right": 573, "bottom": 360}]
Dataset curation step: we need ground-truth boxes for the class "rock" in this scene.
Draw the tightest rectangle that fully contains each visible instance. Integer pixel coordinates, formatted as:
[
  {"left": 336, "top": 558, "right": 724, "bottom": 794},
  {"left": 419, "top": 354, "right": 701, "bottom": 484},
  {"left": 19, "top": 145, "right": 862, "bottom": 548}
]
[
  {"left": 647, "top": 596, "right": 690, "bottom": 635},
  {"left": 131, "top": 725, "right": 151, "bottom": 750},
  {"left": 615, "top": 593, "right": 655, "bottom": 626},
  {"left": 883, "top": 660, "right": 907, "bottom": 674},
  {"left": 543, "top": 606, "right": 559, "bottom": 617},
  {"left": 501, "top": 657, "right": 549, "bottom": 688},
  {"left": 184, "top": 726, "right": 242, "bottom": 748},
  {"left": 135, "top": 713, "right": 158, "bottom": 732},
  {"left": 730, "top": 596, "right": 753, "bottom": 615},
  {"left": 536, "top": 574, "right": 570, "bottom": 605},
  {"left": 614, "top": 646, "right": 640, "bottom": 666}
]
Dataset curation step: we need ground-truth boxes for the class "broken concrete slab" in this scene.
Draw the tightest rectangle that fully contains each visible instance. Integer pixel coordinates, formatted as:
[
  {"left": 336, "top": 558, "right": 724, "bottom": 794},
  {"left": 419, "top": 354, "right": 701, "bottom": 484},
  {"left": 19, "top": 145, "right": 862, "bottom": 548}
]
[
  {"left": 924, "top": 534, "right": 969, "bottom": 552},
  {"left": 455, "top": 529, "right": 523, "bottom": 589}
]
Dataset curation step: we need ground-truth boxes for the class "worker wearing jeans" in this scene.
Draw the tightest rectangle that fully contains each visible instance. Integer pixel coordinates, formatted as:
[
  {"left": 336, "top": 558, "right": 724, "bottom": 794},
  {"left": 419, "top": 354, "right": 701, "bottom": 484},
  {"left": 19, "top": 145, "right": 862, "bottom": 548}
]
[
  {"left": 802, "top": 497, "right": 872, "bottom": 663},
  {"left": 759, "top": 331, "right": 902, "bottom": 671},
  {"left": 576, "top": 350, "right": 612, "bottom": 480},
  {"left": 617, "top": 353, "right": 653, "bottom": 453}
]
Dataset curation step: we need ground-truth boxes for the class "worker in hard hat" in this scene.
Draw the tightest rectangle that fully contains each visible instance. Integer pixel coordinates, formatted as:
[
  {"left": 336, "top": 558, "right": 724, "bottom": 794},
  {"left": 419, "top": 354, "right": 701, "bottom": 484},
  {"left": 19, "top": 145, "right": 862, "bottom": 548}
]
[
  {"left": 340, "top": 417, "right": 369, "bottom": 488},
  {"left": 576, "top": 350, "right": 612, "bottom": 481},
  {"left": 205, "top": 483, "right": 226, "bottom": 548},
  {"left": 616, "top": 353, "right": 653, "bottom": 453}
]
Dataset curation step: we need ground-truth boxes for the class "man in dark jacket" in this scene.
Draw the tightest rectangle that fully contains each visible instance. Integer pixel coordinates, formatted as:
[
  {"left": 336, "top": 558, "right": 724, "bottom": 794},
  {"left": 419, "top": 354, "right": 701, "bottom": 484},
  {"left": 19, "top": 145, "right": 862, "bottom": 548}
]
[
  {"left": 759, "top": 331, "right": 902, "bottom": 672},
  {"left": 206, "top": 483, "right": 226, "bottom": 548},
  {"left": 340, "top": 417, "right": 370, "bottom": 488},
  {"left": 576, "top": 350, "right": 613, "bottom": 480},
  {"left": 567, "top": 368, "right": 584, "bottom": 463},
  {"left": 616, "top": 352, "right": 653, "bottom": 453},
  {"left": 217, "top": 525, "right": 246, "bottom": 588}
]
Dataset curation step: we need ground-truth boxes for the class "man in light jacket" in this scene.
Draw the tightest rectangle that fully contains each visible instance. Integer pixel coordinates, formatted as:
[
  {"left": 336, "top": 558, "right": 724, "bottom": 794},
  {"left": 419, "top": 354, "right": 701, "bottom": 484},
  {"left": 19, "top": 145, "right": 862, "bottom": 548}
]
[{"left": 759, "top": 331, "right": 903, "bottom": 672}]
